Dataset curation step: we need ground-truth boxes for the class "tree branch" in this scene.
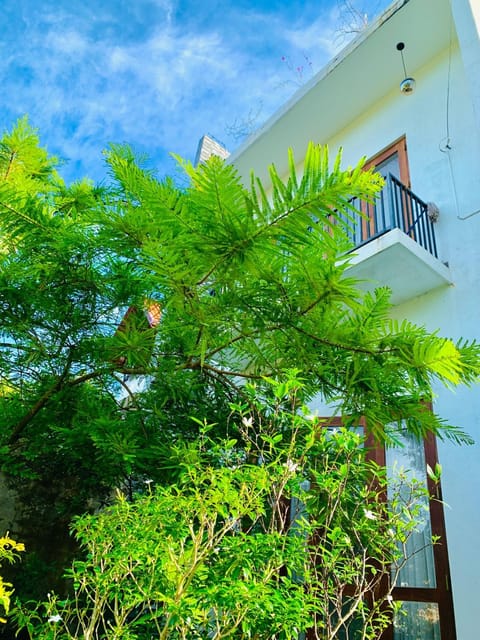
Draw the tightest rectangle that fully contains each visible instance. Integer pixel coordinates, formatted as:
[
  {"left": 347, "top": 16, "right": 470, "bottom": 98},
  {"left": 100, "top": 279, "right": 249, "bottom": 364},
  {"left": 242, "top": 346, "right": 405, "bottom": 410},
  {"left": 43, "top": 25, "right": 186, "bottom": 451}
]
[
  {"left": 7, "top": 358, "right": 106, "bottom": 445},
  {"left": 3, "top": 151, "right": 16, "bottom": 180},
  {"left": 8, "top": 376, "right": 68, "bottom": 446},
  {"left": 192, "top": 361, "right": 266, "bottom": 380},
  {"left": 290, "top": 323, "right": 395, "bottom": 356},
  {"left": 195, "top": 196, "right": 330, "bottom": 286}
]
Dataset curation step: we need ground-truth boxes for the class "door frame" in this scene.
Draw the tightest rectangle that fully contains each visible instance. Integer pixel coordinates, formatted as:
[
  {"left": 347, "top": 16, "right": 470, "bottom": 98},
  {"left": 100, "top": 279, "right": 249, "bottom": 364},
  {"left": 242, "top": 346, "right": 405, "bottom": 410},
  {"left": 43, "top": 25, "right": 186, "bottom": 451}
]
[
  {"left": 305, "top": 416, "right": 456, "bottom": 640},
  {"left": 365, "top": 428, "right": 456, "bottom": 640},
  {"left": 364, "top": 136, "right": 411, "bottom": 187},
  {"left": 362, "top": 137, "right": 411, "bottom": 240}
]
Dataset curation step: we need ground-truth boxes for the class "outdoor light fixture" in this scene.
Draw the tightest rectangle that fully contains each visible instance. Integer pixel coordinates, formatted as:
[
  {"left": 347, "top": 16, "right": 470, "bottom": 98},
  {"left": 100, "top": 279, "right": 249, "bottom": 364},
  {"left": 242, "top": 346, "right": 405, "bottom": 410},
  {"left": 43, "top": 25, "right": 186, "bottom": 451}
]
[{"left": 396, "top": 42, "right": 416, "bottom": 94}]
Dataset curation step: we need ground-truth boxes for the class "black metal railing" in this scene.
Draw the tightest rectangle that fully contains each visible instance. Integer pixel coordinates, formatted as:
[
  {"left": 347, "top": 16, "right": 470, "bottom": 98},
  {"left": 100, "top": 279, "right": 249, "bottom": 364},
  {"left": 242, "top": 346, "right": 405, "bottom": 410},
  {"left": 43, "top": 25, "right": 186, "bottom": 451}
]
[{"left": 338, "top": 174, "right": 438, "bottom": 258}]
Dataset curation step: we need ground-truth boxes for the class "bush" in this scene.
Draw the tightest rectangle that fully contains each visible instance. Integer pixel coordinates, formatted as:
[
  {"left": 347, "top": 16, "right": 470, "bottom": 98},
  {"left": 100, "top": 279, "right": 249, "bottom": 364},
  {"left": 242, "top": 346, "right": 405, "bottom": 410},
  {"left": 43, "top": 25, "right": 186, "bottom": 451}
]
[{"left": 12, "top": 376, "right": 434, "bottom": 639}]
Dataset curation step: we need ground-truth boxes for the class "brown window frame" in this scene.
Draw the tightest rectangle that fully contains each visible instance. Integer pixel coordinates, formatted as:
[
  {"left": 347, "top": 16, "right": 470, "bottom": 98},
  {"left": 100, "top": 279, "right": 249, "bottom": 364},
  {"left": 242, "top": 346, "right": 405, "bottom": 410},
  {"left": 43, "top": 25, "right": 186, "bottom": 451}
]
[
  {"left": 376, "top": 431, "right": 456, "bottom": 640},
  {"left": 304, "top": 416, "right": 456, "bottom": 640},
  {"left": 364, "top": 136, "right": 411, "bottom": 187}
]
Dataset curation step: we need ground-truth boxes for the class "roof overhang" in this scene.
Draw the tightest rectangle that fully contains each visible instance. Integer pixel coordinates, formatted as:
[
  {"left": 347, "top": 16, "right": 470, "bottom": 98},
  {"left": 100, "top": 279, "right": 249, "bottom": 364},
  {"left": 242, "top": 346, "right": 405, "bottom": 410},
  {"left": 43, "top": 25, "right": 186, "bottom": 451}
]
[{"left": 230, "top": 0, "right": 453, "bottom": 184}]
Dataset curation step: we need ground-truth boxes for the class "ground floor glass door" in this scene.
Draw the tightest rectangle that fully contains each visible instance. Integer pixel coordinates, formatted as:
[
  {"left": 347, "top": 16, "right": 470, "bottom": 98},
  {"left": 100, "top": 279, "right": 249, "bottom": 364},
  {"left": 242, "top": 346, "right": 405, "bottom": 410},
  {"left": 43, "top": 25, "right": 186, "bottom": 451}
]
[
  {"left": 304, "top": 418, "right": 456, "bottom": 639},
  {"left": 381, "top": 431, "right": 456, "bottom": 640}
]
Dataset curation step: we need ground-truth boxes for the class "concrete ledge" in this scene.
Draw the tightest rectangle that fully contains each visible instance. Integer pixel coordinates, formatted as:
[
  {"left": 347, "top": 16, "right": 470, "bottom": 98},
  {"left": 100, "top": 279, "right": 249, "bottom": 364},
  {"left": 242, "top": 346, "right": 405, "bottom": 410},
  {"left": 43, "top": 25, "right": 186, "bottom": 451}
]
[{"left": 347, "top": 228, "right": 453, "bottom": 305}]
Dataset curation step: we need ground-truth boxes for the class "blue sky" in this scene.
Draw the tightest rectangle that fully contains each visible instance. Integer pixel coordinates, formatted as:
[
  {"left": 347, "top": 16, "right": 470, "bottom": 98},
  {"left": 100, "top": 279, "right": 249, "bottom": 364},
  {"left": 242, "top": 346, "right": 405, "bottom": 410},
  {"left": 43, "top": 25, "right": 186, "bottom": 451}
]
[{"left": 1, "top": 0, "right": 390, "bottom": 183}]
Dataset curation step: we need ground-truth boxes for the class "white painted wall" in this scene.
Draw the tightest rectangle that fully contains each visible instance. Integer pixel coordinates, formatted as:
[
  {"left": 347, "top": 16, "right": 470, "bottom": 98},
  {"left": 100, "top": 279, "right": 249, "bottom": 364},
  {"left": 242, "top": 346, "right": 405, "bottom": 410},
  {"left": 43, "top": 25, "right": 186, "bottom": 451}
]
[
  {"left": 234, "top": 12, "right": 480, "bottom": 637},
  {"left": 320, "top": 43, "right": 480, "bottom": 640},
  {"left": 451, "top": 0, "right": 480, "bottom": 132}
]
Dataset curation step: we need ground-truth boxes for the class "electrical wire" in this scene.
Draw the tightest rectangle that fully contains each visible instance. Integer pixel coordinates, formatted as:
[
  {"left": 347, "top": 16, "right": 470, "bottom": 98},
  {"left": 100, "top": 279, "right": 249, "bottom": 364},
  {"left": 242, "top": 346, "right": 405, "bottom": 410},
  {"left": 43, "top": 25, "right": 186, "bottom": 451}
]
[{"left": 439, "top": 14, "right": 480, "bottom": 220}]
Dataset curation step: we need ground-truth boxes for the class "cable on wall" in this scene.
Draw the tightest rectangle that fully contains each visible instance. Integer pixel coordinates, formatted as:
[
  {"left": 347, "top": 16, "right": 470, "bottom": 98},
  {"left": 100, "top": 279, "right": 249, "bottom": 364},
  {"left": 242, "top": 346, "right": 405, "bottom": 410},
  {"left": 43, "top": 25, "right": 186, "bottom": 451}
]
[{"left": 439, "top": 13, "right": 480, "bottom": 221}]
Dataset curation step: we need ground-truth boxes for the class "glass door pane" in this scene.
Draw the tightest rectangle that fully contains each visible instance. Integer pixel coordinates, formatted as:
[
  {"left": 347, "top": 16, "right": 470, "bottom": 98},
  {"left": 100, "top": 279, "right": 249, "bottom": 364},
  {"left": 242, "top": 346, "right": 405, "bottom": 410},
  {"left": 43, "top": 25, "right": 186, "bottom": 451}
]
[
  {"left": 364, "top": 138, "right": 410, "bottom": 240},
  {"left": 386, "top": 431, "right": 436, "bottom": 589},
  {"left": 376, "top": 152, "right": 401, "bottom": 180},
  {"left": 374, "top": 152, "right": 400, "bottom": 232},
  {"left": 394, "top": 601, "right": 441, "bottom": 640}
]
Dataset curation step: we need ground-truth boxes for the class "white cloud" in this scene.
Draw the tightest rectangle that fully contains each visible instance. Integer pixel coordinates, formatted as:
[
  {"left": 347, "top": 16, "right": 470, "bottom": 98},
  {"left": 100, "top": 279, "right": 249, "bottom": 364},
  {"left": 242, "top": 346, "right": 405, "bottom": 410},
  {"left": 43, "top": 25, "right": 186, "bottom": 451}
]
[
  {"left": 283, "top": 14, "right": 343, "bottom": 60},
  {"left": 0, "top": 0, "right": 391, "bottom": 182},
  {"left": 109, "top": 47, "right": 130, "bottom": 71},
  {"left": 46, "top": 29, "right": 89, "bottom": 56}
]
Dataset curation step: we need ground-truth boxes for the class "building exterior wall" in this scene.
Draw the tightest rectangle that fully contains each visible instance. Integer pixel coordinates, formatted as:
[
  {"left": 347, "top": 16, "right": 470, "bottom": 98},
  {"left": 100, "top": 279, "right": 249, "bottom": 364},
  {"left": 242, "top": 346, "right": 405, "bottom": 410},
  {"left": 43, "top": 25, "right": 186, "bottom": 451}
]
[
  {"left": 232, "top": 1, "right": 480, "bottom": 637},
  {"left": 326, "top": 44, "right": 480, "bottom": 638},
  {"left": 451, "top": 0, "right": 480, "bottom": 132}
]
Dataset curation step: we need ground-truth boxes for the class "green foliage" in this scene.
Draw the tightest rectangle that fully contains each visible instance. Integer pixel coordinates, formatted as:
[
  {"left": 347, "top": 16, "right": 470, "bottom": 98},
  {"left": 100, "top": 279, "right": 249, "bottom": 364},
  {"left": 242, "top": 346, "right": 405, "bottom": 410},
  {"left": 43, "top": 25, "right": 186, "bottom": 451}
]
[
  {"left": 0, "top": 534, "right": 24, "bottom": 623},
  {"left": 12, "top": 377, "right": 437, "bottom": 639},
  {"left": 0, "top": 117, "right": 478, "bottom": 601}
]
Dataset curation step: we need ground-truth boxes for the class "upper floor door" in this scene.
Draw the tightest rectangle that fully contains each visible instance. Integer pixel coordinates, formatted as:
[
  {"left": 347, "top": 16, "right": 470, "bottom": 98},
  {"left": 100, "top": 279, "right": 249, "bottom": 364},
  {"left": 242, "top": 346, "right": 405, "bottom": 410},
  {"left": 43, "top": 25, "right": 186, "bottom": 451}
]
[
  {"left": 361, "top": 137, "right": 411, "bottom": 241},
  {"left": 365, "top": 137, "right": 410, "bottom": 186}
]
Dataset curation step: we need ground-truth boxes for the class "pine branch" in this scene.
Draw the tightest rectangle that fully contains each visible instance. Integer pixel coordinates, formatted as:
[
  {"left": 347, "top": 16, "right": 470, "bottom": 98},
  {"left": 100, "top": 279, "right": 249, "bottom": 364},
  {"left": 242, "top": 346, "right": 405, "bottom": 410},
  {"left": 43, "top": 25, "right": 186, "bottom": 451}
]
[
  {"left": 0, "top": 197, "right": 48, "bottom": 231},
  {"left": 290, "top": 324, "right": 396, "bottom": 356},
  {"left": 192, "top": 361, "right": 265, "bottom": 380}
]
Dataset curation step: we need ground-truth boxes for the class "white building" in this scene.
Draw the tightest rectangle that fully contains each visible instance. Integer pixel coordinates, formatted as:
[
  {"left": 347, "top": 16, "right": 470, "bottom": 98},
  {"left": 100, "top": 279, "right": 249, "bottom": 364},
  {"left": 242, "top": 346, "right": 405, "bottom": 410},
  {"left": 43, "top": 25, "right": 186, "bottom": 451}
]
[{"left": 230, "top": 0, "right": 480, "bottom": 638}]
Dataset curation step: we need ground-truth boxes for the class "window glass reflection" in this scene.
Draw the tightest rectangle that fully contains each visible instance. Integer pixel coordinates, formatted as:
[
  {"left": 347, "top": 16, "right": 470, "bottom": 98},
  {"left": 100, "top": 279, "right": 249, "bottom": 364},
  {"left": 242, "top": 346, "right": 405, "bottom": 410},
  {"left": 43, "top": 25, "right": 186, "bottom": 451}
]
[
  {"left": 386, "top": 430, "right": 436, "bottom": 589},
  {"left": 394, "top": 601, "right": 441, "bottom": 640}
]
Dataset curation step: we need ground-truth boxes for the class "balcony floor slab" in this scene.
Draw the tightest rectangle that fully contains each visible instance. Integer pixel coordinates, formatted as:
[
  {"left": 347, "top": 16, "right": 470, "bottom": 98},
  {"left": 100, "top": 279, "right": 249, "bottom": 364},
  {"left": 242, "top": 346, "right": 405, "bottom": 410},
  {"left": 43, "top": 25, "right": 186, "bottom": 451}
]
[{"left": 346, "top": 228, "right": 453, "bottom": 305}]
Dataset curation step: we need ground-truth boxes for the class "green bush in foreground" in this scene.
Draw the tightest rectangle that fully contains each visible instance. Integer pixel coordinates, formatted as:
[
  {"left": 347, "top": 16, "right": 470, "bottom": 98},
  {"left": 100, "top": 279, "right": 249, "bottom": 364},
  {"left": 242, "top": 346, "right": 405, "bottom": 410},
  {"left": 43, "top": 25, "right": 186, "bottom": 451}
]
[
  {"left": 0, "top": 534, "right": 24, "bottom": 624},
  {"left": 0, "top": 117, "right": 478, "bottom": 602},
  {"left": 13, "top": 376, "right": 434, "bottom": 639}
]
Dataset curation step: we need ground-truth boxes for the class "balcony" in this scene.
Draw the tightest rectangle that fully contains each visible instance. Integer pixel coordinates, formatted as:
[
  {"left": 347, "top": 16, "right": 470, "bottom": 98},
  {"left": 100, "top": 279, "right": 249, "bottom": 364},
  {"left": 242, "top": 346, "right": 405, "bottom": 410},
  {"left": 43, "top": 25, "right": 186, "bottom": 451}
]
[{"left": 340, "top": 174, "right": 452, "bottom": 306}]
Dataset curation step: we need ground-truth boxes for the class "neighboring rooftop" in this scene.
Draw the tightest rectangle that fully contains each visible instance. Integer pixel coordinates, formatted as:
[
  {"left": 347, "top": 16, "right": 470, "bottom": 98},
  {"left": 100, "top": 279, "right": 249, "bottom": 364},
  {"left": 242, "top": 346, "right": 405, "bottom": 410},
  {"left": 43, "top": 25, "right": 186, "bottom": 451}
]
[{"left": 195, "top": 134, "right": 230, "bottom": 165}]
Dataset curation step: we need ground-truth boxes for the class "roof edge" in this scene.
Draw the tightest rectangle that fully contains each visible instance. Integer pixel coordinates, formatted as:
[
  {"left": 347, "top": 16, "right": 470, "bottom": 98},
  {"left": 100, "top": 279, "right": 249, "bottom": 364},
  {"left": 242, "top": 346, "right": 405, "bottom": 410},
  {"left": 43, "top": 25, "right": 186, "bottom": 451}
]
[{"left": 229, "top": 0, "right": 411, "bottom": 164}]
